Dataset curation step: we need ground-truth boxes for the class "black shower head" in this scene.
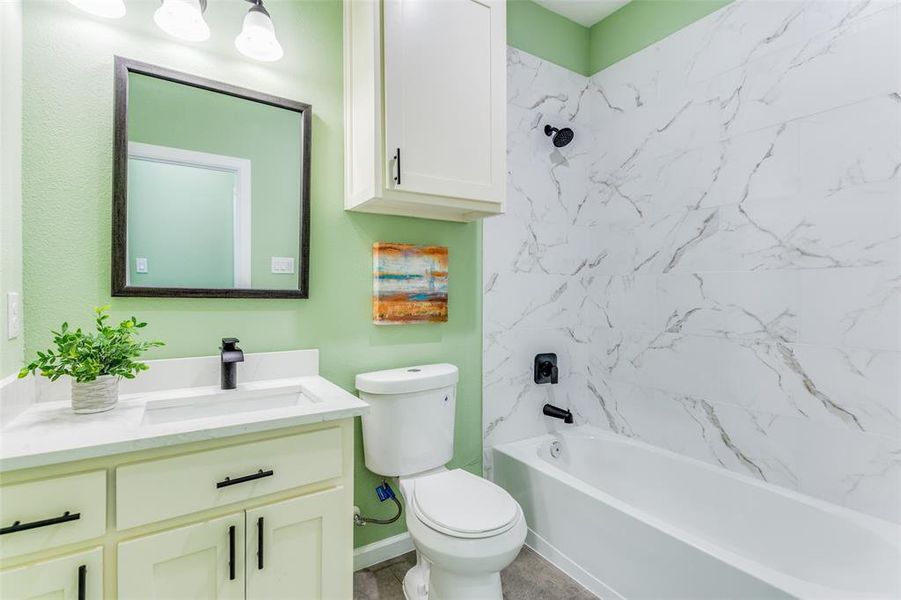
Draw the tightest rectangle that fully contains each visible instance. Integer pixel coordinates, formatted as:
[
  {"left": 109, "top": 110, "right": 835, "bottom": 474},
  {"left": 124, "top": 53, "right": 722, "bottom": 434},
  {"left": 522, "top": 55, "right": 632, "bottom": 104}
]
[{"left": 544, "top": 124, "right": 574, "bottom": 148}]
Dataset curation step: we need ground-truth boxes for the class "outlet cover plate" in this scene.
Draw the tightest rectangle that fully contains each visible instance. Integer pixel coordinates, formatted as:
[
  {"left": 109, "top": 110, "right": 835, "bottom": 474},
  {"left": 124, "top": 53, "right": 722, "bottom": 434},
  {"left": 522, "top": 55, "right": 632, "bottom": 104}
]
[
  {"left": 7, "top": 292, "right": 21, "bottom": 340},
  {"left": 271, "top": 256, "right": 295, "bottom": 274}
]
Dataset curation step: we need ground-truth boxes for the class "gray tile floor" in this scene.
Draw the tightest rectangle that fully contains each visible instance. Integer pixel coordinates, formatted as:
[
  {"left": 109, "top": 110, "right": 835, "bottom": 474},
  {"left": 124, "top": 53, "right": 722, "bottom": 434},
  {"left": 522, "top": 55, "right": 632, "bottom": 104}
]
[{"left": 353, "top": 546, "right": 597, "bottom": 600}]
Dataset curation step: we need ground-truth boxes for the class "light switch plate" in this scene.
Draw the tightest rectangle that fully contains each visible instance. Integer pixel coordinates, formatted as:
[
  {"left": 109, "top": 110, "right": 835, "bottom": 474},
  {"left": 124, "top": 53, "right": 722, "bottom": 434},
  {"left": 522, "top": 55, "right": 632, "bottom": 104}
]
[
  {"left": 7, "top": 292, "right": 21, "bottom": 340},
  {"left": 271, "top": 257, "right": 295, "bottom": 274},
  {"left": 135, "top": 257, "right": 149, "bottom": 273}
]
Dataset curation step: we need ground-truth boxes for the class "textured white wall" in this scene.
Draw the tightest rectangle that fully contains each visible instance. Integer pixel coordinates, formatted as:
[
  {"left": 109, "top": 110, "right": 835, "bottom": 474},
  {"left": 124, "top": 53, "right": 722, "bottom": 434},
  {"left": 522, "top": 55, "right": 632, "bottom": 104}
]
[{"left": 485, "top": 0, "right": 900, "bottom": 523}]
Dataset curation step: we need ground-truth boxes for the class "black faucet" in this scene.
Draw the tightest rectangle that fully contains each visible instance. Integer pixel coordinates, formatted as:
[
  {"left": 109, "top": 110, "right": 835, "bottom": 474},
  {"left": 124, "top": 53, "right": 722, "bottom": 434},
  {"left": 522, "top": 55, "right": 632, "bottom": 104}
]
[
  {"left": 543, "top": 404, "right": 573, "bottom": 424},
  {"left": 220, "top": 338, "right": 244, "bottom": 390}
]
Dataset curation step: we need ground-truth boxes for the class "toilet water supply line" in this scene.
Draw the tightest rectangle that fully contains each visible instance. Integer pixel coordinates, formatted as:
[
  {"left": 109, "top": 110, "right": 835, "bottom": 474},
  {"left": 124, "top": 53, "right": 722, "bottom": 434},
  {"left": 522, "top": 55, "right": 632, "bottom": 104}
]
[{"left": 354, "top": 480, "right": 403, "bottom": 526}]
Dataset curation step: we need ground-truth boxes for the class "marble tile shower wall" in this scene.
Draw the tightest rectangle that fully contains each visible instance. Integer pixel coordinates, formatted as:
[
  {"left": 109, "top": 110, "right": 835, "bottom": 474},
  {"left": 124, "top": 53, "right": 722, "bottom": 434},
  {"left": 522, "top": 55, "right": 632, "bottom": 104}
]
[
  {"left": 484, "top": 48, "right": 598, "bottom": 458},
  {"left": 485, "top": 0, "right": 900, "bottom": 523}
]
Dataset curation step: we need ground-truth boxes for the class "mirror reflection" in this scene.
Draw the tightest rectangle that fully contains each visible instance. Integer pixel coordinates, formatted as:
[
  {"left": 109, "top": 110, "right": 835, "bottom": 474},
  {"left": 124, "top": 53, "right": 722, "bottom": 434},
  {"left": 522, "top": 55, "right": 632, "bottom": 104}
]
[{"left": 113, "top": 60, "right": 310, "bottom": 298}]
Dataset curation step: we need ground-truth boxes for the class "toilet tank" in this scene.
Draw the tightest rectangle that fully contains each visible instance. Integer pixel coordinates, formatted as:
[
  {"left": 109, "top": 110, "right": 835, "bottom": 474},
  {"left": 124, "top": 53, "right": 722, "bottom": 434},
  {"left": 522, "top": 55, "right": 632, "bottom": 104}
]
[{"left": 356, "top": 364, "right": 458, "bottom": 477}]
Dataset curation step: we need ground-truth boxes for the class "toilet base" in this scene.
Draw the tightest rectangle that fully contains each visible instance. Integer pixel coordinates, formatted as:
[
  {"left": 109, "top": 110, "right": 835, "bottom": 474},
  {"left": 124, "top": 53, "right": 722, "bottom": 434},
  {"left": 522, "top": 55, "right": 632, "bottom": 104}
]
[
  {"left": 403, "top": 552, "right": 504, "bottom": 600},
  {"left": 402, "top": 554, "right": 429, "bottom": 600},
  {"left": 428, "top": 567, "right": 503, "bottom": 600}
]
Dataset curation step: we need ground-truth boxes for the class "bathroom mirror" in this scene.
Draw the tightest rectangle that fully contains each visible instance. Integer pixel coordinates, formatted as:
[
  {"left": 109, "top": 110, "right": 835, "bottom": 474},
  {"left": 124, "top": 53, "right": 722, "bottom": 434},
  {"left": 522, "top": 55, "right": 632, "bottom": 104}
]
[{"left": 112, "top": 57, "right": 311, "bottom": 298}]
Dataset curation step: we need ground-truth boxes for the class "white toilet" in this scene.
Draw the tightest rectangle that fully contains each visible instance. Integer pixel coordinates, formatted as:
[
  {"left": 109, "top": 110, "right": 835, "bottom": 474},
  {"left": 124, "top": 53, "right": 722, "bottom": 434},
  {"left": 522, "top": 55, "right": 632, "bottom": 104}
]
[{"left": 356, "top": 364, "right": 526, "bottom": 600}]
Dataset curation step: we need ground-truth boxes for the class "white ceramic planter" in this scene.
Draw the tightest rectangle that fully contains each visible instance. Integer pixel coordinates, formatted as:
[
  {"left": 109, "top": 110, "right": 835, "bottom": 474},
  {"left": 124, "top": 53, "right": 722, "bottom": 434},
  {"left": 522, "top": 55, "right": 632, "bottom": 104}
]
[{"left": 72, "top": 375, "right": 119, "bottom": 414}]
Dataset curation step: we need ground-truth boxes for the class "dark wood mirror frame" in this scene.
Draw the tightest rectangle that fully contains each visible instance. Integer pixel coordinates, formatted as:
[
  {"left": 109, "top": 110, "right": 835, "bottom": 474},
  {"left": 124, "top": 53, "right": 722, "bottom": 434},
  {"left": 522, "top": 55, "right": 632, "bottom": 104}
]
[{"left": 111, "top": 56, "right": 312, "bottom": 299}]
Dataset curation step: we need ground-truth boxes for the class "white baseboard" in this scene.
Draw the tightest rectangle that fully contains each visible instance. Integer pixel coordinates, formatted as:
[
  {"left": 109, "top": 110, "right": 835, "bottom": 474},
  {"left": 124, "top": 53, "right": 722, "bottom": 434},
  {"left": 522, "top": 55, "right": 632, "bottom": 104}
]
[
  {"left": 525, "top": 528, "right": 620, "bottom": 600},
  {"left": 354, "top": 532, "right": 415, "bottom": 571}
]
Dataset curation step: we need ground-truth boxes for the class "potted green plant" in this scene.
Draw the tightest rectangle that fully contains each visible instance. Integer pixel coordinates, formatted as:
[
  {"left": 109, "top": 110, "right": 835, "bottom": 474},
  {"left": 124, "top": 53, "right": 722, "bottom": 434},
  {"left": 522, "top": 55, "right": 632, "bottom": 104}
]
[{"left": 19, "top": 306, "right": 164, "bottom": 414}]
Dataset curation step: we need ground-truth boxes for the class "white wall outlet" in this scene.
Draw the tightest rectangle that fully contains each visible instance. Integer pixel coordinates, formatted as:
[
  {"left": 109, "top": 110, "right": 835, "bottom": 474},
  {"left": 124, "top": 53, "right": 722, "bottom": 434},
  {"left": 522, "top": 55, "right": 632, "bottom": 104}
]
[
  {"left": 135, "top": 257, "right": 149, "bottom": 273},
  {"left": 7, "top": 292, "right": 21, "bottom": 340},
  {"left": 271, "top": 256, "right": 295, "bottom": 274}
]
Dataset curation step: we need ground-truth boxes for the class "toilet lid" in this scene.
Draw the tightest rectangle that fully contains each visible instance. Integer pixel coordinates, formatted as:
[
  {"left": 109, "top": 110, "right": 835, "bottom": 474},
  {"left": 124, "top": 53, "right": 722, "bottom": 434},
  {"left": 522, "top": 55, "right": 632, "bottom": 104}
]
[{"left": 411, "top": 469, "right": 520, "bottom": 538}]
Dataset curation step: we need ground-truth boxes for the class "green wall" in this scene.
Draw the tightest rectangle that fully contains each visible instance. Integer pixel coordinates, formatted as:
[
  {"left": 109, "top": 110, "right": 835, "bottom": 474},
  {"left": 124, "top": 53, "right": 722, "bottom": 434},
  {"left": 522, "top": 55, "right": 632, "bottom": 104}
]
[
  {"left": 590, "top": 0, "right": 733, "bottom": 74},
  {"left": 1, "top": 0, "right": 23, "bottom": 378},
  {"left": 507, "top": 0, "right": 734, "bottom": 77},
  {"left": 22, "top": 0, "right": 481, "bottom": 549},
  {"left": 507, "top": 0, "right": 590, "bottom": 76},
  {"left": 127, "top": 72, "right": 302, "bottom": 290}
]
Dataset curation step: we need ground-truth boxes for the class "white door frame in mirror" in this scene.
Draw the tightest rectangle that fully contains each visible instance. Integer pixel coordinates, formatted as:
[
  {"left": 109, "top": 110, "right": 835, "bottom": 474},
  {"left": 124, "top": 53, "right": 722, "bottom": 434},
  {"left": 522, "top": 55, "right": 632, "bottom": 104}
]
[{"left": 126, "top": 142, "right": 253, "bottom": 288}]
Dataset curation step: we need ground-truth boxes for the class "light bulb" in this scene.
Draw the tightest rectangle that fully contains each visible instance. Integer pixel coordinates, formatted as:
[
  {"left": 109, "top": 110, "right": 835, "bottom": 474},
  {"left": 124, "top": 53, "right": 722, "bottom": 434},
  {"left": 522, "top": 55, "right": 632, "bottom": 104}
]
[
  {"left": 154, "top": 0, "right": 210, "bottom": 43},
  {"left": 66, "top": 0, "right": 126, "bottom": 19},
  {"left": 235, "top": 4, "right": 283, "bottom": 62}
]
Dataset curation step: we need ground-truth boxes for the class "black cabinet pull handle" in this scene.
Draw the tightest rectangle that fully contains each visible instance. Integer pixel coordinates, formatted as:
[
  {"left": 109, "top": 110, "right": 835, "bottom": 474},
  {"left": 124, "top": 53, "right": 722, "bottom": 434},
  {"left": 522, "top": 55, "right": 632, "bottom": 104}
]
[
  {"left": 0, "top": 511, "right": 80, "bottom": 535},
  {"left": 228, "top": 525, "right": 236, "bottom": 581},
  {"left": 77, "top": 564, "right": 86, "bottom": 600},
  {"left": 216, "top": 469, "right": 273, "bottom": 489},
  {"left": 394, "top": 148, "right": 401, "bottom": 186},
  {"left": 257, "top": 516, "right": 264, "bottom": 570}
]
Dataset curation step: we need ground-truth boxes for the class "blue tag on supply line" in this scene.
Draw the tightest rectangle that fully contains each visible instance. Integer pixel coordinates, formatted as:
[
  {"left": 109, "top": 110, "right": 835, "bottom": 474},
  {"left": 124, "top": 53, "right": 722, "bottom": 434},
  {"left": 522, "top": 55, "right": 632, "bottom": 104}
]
[{"left": 375, "top": 482, "right": 395, "bottom": 502}]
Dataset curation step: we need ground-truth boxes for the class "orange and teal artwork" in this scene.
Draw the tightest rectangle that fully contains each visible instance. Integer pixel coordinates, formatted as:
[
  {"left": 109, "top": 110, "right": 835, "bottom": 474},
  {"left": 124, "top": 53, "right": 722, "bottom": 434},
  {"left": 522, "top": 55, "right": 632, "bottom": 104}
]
[{"left": 373, "top": 242, "right": 448, "bottom": 324}]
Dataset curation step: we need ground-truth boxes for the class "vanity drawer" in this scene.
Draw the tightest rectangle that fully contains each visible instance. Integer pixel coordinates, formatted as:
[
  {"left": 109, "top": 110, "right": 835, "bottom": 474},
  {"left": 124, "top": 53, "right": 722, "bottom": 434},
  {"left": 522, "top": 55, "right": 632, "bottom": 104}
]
[
  {"left": 0, "top": 470, "right": 107, "bottom": 560},
  {"left": 116, "top": 428, "right": 343, "bottom": 529}
]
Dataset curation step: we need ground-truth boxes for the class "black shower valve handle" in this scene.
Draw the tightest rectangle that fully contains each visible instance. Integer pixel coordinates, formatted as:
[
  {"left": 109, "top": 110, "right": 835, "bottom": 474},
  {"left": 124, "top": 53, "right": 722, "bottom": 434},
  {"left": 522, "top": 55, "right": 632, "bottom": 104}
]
[
  {"left": 534, "top": 353, "right": 559, "bottom": 384},
  {"left": 538, "top": 361, "right": 558, "bottom": 380}
]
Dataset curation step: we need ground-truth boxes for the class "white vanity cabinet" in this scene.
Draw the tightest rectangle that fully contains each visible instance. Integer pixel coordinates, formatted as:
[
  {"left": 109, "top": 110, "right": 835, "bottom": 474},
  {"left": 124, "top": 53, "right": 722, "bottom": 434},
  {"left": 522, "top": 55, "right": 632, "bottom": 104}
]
[
  {"left": 0, "top": 548, "right": 102, "bottom": 600},
  {"left": 0, "top": 470, "right": 106, "bottom": 561},
  {"left": 245, "top": 488, "right": 347, "bottom": 599},
  {"left": 344, "top": 0, "right": 507, "bottom": 222},
  {"left": 115, "top": 427, "right": 343, "bottom": 530},
  {"left": 119, "top": 514, "right": 245, "bottom": 599},
  {"left": 0, "top": 421, "right": 354, "bottom": 600},
  {"left": 118, "top": 488, "right": 347, "bottom": 599}
]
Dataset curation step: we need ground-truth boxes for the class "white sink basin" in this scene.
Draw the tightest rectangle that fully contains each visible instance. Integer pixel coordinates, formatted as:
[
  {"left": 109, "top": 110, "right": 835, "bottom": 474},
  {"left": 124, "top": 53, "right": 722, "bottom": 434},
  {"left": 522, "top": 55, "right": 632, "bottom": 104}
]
[{"left": 141, "top": 384, "right": 313, "bottom": 425}]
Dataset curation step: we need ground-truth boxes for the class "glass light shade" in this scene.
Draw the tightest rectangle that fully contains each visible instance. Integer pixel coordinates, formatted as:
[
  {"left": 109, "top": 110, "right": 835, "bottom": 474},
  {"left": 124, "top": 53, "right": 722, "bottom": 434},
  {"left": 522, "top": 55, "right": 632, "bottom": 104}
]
[
  {"left": 153, "top": 0, "right": 210, "bottom": 42},
  {"left": 66, "top": 0, "right": 126, "bottom": 19},
  {"left": 235, "top": 8, "right": 284, "bottom": 62}
]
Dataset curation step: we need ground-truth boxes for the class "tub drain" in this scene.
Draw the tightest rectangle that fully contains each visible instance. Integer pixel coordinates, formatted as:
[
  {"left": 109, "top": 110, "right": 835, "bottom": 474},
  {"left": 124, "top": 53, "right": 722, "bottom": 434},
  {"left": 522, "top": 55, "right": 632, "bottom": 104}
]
[{"left": 550, "top": 440, "right": 562, "bottom": 458}]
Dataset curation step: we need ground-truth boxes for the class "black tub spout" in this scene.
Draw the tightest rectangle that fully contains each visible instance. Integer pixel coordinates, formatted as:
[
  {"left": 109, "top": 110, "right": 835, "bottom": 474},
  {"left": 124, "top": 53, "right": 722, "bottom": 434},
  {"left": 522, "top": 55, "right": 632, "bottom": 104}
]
[{"left": 543, "top": 403, "right": 573, "bottom": 424}]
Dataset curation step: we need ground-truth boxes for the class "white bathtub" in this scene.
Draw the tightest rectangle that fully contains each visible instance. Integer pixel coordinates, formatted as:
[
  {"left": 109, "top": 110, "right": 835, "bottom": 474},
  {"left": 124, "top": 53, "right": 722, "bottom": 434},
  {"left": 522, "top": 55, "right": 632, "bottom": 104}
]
[{"left": 492, "top": 426, "right": 900, "bottom": 599}]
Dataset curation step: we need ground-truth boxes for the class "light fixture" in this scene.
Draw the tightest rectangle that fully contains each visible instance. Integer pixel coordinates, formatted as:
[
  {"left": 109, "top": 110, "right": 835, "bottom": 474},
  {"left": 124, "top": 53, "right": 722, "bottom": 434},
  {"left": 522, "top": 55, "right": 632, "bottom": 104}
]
[
  {"left": 154, "top": 0, "right": 210, "bottom": 42},
  {"left": 235, "top": 0, "right": 284, "bottom": 62},
  {"left": 66, "top": 0, "right": 126, "bottom": 19}
]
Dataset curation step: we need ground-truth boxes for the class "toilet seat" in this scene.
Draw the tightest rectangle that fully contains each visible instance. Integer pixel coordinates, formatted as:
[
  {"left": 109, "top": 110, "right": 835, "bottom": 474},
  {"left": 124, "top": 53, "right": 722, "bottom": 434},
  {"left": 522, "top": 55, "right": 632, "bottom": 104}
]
[{"left": 410, "top": 469, "right": 520, "bottom": 539}]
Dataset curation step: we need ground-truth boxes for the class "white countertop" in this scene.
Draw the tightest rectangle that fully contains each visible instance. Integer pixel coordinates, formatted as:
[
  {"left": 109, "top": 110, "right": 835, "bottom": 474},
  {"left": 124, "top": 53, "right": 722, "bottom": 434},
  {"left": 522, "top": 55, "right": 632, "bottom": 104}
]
[{"left": 0, "top": 376, "right": 368, "bottom": 473}]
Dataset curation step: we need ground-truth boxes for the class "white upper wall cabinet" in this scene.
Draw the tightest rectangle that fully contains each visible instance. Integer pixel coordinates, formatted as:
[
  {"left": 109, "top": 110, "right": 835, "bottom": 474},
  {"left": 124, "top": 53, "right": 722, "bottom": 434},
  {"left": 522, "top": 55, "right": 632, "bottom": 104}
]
[{"left": 344, "top": 0, "right": 506, "bottom": 222}]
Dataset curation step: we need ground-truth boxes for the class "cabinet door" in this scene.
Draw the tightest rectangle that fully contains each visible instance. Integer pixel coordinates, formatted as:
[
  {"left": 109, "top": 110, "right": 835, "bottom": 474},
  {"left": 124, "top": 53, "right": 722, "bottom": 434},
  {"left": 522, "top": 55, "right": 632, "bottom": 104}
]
[
  {"left": 0, "top": 547, "right": 102, "bottom": 600},
  {"left": 118, "top": 513, "right": 244, "bottom": 600},
  {"left": 245, "top": 487, "right": 351, "bottom": 600},
  {"left": 384, "top": 0, "right": 506, "bottom": 204},
  {"left": 0, "top": 470, "right": 106, "bottom": 561}
]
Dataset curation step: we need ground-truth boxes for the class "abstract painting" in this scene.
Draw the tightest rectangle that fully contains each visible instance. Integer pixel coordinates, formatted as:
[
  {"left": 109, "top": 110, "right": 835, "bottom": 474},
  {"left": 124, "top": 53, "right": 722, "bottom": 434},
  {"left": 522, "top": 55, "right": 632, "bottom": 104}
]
[{"left": 373, "top": 243, "right": 448, "bottom": 324}]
